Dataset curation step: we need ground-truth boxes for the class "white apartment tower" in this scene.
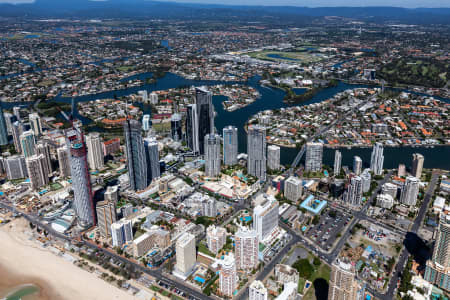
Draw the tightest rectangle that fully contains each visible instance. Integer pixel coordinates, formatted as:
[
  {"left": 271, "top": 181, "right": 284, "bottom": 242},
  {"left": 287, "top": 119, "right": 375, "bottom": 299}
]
[
  {"left": 249, "top": 280, "right": 268, "bottom": 300},
  {"left": 411, "top": 153, "right": 424, "bottom": 179},
  {"left": 305, "top": 142, "right": 323, "bottom": 172},
  {"left": 111, "top": 219, "right": 133, "bottom": 247},
  {"left": 202, "top": 197, "right": 217, "bottom": 217},
  {"left": 29, "top": 113, "right": 42, "bottom": 136},
  {"left": 219, "top": 253, "right": 237, "bottom": 297},
  {"left": 57, "top": 146, "right": 71, "bottom": 178},
  {"left": 370, "top": 142, "right": 384, "bottom": 175},
  {"left": 328, "top": 259, "right": 359, "bottom": 300},
  {"left": 284, "top": 176, "right": 302, "bottom": 202},
  {"left": 353, "top": 156, "right": 362, "bottom": 175},
  {"left": 25, "top": 154, "right": 49, "bottom": 190},
  {"left": 235, "top": 226, "right": 259, "bottom": 270},
  {"left": 253, "top": 195, "right": 279, "bottom": 241},
  {"left": 86, "top": 132, "right": 104, "bottom": 170},
  {"left": 206, "top": 225, "right": 226, "bottom": 254},
  {"left": 247, "top": 125, "right": 267, "bottom": 181},
  {"left": 35, "top": 141, "right": 52, "bottom": 177},
  {"left": 175, "top": 232, "right": 196, "bottom": 277},
  {"left": 223, "top": 126, "right": 238, "bottom": 166},
  {"left": 267, "top": 145, "right": 280, "bottom": 171},
  {"left": 400, "top": 176, "right": 420, "bottom": 206},
  {"left": 334, "top": 150, "right": 342, "bottom": 176},
  {"left": 345, "top": 176, "right": 363, "bottom": 206},
  {"left": 205, "top": 133, "right": 221, "bottom": 177}
]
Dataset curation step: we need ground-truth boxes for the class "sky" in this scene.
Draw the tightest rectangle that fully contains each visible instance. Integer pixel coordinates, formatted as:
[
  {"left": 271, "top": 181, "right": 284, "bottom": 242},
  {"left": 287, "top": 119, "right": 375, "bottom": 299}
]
[{"left": 0, "top": 0, "right": 449, "bottom": 7}]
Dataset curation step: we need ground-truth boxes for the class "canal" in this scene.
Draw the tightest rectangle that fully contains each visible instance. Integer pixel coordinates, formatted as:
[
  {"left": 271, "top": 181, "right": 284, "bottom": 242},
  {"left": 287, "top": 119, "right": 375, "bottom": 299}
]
[{"left": 2, "top": 72, "right": 449, "bottom": 170}]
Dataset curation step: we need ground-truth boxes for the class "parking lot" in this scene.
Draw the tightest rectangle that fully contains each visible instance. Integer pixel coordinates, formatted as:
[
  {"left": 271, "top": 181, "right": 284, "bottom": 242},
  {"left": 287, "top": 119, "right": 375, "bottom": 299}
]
[{"left": 305, "top": 209, "right": 352, "bottom": 251}]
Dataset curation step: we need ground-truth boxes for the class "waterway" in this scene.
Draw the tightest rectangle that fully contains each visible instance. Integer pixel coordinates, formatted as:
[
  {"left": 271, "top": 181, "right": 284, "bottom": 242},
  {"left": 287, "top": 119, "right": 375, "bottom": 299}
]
[{"left": 1, "top": 72, "right": 449, "bottom": 170}]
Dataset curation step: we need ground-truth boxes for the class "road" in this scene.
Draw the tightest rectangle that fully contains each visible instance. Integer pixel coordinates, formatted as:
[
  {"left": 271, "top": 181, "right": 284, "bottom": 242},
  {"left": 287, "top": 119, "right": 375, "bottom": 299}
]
[
  {"left": 367, "top": 171, "right": 440, "bottom": 300},
  {"left": 289, "top": 99, "right": 367, "bottom": 174},
  {"left": 0, "top": 201, "right": 211, "bottom": 300}
]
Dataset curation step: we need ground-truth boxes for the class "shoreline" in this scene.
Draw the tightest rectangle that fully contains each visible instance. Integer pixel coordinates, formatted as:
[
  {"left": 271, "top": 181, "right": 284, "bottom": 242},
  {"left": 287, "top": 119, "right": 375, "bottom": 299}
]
[
  {"left": 0, "top": 265, "right": 56, "bottom": 300},
  {"left": 268, "top": 141, "right": 450, "bottom": 150},
  {"left": 0, "top": 218, "right": 137, "bottom": 300}
]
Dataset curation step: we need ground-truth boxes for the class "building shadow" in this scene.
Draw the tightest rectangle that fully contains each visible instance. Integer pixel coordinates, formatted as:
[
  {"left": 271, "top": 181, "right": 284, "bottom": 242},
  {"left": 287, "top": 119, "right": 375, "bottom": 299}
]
[
  {"left": 403, "top": 232, "right": 431, "bottom": 271},
  {"left": 313, "top": 278, "right": 329, "bottom": 300}
]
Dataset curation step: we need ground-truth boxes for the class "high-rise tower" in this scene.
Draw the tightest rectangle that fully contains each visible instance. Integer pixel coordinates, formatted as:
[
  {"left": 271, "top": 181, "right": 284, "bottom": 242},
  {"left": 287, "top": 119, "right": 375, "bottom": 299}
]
[
  {"left": 205, "top": 133, "right": 221, "bottom": 177},
  {"left": 66, "top": 129, "right": 95, "bottom": 228},
  {"left": 223, "top": 125, "right": 238, "bottom": 166},
  {"left": 196, "top": 87, "right": 214, "bottom": 155},
  {"left": 124, "top": 119, "right": 147, "bottom": 191},
  {"left": 247, "top": 125, "right": 267, "bottom": 181}
]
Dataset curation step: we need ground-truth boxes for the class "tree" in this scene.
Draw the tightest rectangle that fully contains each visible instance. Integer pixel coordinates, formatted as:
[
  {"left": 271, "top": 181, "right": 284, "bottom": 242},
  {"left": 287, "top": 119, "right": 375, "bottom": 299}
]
[
  {"left": 313, "top": 257, "right": 321, "bottom": 267},
  {"left": 293, "top": 259, "right": 314, "bottom": 279}
]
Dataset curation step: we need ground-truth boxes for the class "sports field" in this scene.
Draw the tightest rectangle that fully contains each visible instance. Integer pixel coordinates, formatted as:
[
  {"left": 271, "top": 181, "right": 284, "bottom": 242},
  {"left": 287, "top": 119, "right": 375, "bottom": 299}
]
[{"left": 247, "top": 50, "right": 324, "bottom": 63}]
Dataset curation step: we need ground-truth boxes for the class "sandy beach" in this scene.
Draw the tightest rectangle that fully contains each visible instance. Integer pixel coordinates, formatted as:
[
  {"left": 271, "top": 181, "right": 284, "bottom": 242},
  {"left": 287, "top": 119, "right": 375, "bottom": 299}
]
[{"left": 0, "top": 218, "right": 137, "bottom": 300}]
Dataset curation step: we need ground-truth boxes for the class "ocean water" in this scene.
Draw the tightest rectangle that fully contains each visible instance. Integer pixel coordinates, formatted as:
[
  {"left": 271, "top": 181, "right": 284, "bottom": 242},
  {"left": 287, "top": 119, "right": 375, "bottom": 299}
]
[{"left": 2, "top": 284, "right": 39, "bottom": 300}]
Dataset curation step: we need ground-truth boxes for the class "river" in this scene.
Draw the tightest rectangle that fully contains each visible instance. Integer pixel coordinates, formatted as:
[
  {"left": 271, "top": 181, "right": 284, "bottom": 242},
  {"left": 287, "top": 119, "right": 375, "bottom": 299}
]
[{"left": 1, "top": 72, "right": 449, "bottom": 170}]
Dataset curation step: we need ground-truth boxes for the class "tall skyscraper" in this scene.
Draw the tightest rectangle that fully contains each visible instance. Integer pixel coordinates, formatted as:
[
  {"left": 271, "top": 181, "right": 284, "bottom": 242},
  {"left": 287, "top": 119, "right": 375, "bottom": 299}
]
[
  {"left": 247, "top": 125, "right": 267, "bottom": 181},
  {"left": 253, "top": 195, "right": 279, "bottom": 241},
  {"left": 305, "top": 142, "right": 323, "bottom": 172},
  {"left": 196, "top": 87, "right": 214, "bottom": 155},
  {"left": 328, "top": 259, "right": 359, "bottom": 300},
  {"left": 400, "top": 176, "right": 420, "bottom": 206},
  {"left": 142, "top": 114, "right": 151, "bottom": 131},
  {"left": 29, "top": 113, "right": 42, "bottom": 136},
  {"left": 334, "top": 150, "right": 342, "bottom": 176},
  {"left": 35, "top": 141, "right": 52, "bottom": 177},
  {"left": 249, "top": 280, "right": 268, "bottom": 300},
  {"left": 206, "top": 225, "right": 226, "bottom": 255},
  {"left": 111, "top": 219, "right": 133, "bottom": 247},
  {"left": 144, "top": 137, "right": 160, "bottom": 185},
  {"left": 186, "top": 104, "right": 200, "bottom": 154},
  {"left": 67, "top": 130, "right": 95, "bottom": 228},
  {"left": 86, "top": 132, "right": 104, "bottom": 170},
  {"left": 219, "top": 253, "right": 237, "bottom": 297},
  {"left": 235, "top": 227, "right": 259, "bottom": 270},
  {"left": 57, "top": 146, "right": 71, "bottom": 178},
  {"left": 202, "top": 197, "right": 217, "bottom": 217},
  {"left": 5, "top": 155, "right": 27, "bottom": 180},
  {"left": 19, "top": 130, "right": 35, "bottom": 158},
  {"left": 26, "top": 154, "right": 49, "bottom": 190},
  {"left": 267, "top": 145, "right": 280, "bottom": 171},
  {"left": 411, "top": 153, "right": 424, "bottom": 179},
  {"left": 205, "top": 133, "right": 221, "bottom": 177},
  {"left": 175, "top": 232, "right": 196, "bottom": 277},
  {"left": 361, "top": 168, "right": 371, "bottom": 193},
  {"left": 149, "top": 92, "right": 158, "bottom": 105},
  {"left": 382, "top": 182, "right": 398, "bottom": 199},
  {"left": 96, "top": 200, "right": 117, "bottom": 238},
  {"left": 0, "top": 105, "right": 9, "bottom": 145},
  {"left": 370, "top": 142, "right": 384, "bottom": 175},
  {"left": 4, "top": 112, "right": 15, "bottom": 135},
  {"left": 425, "top": 214, "right": 450, "bottom": 291},
  {"left": 223, "top": 126, "right": 238, "bottom": 166},
  {"left": 353, "top": 156, "right": 362, "bottom": 175},
  {"left": 284, "top": 176, "right": 303, "bottom": 202},
  {"left": 124, "top": 119, "right": 147, "bottom": 191},
  {"left": 345, "top": 176, "right": 363, "bottom": 206},
  {"left": 398, "top": 164, "right": 406, "bottom": 177},
  {"left": 13, "top": 106, "right": 21, "bottom": 121},
  {"left": 11, "top": 121, "right": 22, "bottom": 153},
  {"left": 170, "top": 113, "right": 182, "bottom": 141}
]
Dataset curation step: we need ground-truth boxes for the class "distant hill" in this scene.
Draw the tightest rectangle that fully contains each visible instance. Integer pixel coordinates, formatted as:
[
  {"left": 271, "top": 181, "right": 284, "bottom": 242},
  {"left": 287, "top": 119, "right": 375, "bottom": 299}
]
[{"left": 0, "top": 0, "right": 449, "bottom": 24}]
